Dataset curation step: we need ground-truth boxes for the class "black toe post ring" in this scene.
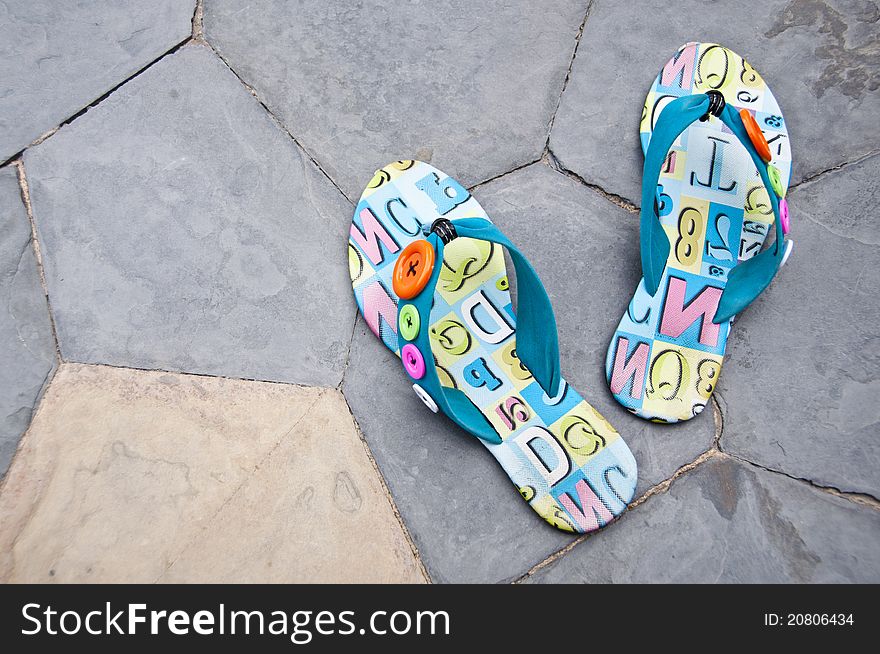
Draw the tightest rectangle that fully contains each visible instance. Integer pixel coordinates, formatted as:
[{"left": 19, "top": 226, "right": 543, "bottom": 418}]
[
  {"left": 430, "top": 218, "right": 458, "bottom": 244},
  {"left": 700, "top": 90, "right": 726, "bottom": 122}
]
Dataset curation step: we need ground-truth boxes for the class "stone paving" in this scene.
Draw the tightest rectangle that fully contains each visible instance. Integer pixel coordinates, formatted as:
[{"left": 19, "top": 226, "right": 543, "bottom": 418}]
[
  {"left": 0, "top": 0, "right": 878, "bottom": 583},
  {"left": 0, "top": 365, "right": 423, "bottom": 583}
]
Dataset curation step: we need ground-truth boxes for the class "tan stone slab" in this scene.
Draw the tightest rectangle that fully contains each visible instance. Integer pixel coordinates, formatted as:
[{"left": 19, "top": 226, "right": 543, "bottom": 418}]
[{"left": 0, "top": 364, "right": 425, "bottom": 583}]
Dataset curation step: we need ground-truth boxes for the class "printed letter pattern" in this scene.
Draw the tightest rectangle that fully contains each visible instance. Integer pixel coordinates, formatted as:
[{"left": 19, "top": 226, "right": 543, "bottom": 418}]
[
  {"left": 350, "top": 160, "right": 637, "bottom": 532},
  {"left": 607, "top": 42, "right": 792, "bottom": 422}
]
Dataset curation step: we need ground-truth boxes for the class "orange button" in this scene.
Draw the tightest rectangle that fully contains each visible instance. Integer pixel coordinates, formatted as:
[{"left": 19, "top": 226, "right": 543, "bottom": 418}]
[
  {"left": 740, "top": 109, "right": 772, "bottom": 163},
  {"left": 392, "top": 240, "right": 435, "bottom": 300}
]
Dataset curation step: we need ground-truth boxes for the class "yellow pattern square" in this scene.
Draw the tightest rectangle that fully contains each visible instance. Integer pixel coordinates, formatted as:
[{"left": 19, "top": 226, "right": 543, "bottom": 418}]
[
  {"left": 435, "top": 238, "right": 506, "bottom": 306},
  {"left": 663, "top": 195, "right": 709, "bottom": 277},
  {"left": 642, "top": 344, "right": 723, "bottom": 421},
  {"left": 428, "top": 311, "right": 476, "bottom": 369},
  {"left": 490, "top": 340, "right": 534, "bottom": 392},
  {"left": 744, "top": 182, "right": 776, "bottom": 225},
  {"left": 549, "top": 401, "right": 620, "bottom": 469}
]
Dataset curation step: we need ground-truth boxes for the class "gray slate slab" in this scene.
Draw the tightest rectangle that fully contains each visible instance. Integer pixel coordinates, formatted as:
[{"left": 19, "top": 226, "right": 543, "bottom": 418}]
[
  {"left": 718, "top": 154, "right": 880, "bottom": 497},
  {"left": 550, "top": 0, "right": 880, "bottom": 203},
  {"left": 527, "top": 455, "right": 880, "bottom": 583},
  {"left": 342, "top": 163, "right": 715, "bottom": 583},
  {"left": 204, "top": 0, "right": 589, "bottom": 200},
  {"left": 0, "top": 166, "right": 56, "bottom": 476},
  {"left": 25, "top": 46, "right": 355, "bottom": 388},
  {"left": 0, "top": 0, "right": 193, "bottom": 161}
]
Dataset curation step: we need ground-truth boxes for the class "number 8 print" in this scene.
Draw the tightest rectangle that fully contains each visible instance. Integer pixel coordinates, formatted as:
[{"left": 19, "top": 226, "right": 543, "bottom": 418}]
[
  {"left": 676, "top": 207, "right": 704, "bottom": 266},
  {"left": 647, "top": 351, "right": 722, "bottom": 403},
  {"left": 500, "top": 343, "right": 533, "bottom": 381},
  {"left": 647, "top": 350, "right": 688, "bottom": 401}
]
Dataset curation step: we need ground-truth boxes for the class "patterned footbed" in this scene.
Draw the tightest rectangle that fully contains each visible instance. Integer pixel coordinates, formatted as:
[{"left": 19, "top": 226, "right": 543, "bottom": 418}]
[
  {"left": 605, "top": 42, "right": 792, "bottom": 423},
  {"left": 349, "top": 160, "right": 636, "bottom": 533}
]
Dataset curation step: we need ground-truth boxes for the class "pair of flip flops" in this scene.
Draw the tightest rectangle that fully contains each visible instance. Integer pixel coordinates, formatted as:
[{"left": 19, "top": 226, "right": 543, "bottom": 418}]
[{"left": 347, "top": 43, "right": 792, "bottom": 534}]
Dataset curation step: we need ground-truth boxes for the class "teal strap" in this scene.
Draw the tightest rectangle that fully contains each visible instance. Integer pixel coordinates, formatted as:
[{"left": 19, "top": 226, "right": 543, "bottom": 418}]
[
  {"left": 640, "top": 93, "right": 788, "bottom": 323},
  {"left": 454, "top": 218, "right": 562, "bottom": 396},
  {"left": 402, "top": 218, "right": 561, "bottom": 444}
]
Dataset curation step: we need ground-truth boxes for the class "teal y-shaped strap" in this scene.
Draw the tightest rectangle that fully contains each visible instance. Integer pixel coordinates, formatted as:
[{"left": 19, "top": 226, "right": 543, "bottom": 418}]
[
  {"left": 402, "top": 217, "right": 561, "bottom": 444},
  {"left": 640, "top": 93, "right": 788, "bottom": 323}
]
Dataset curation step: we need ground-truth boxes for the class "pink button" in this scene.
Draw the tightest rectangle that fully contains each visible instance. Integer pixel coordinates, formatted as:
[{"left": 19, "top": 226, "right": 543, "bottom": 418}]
[
  {"left": 779, "top": 198, "right": 790, "bottom": 235},
  {"left": 401, "top": 343, "right": 426, "bottom": 380}
]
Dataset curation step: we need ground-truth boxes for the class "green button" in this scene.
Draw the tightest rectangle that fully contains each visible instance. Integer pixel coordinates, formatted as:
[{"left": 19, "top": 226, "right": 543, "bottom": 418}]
[
  {"left": 399, "top": 304, "right": 420, "bottom": 341},
  {"left": 767, "top": 164, "right": 785, "bottom": 198}
]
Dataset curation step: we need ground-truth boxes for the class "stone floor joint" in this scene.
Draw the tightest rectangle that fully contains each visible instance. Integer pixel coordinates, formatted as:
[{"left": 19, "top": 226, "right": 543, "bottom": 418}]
[
  {"left": 336, "top": 315, "right": 361, "bottom": 392},
  {"left": 791, "top": 149, "right": 880, "bottom": 191},
  {"left": 203, "top": 42, "right": 355, "bottom": 206},
  {"left": 191, "top": 0, "right": 205, "bottom": 42},
  {"left": 339, "top": 393, "right": 432, "bottom": 583},
  {"left": 725, "top": 451, "right": 880, "bottom": 510},
  {"left": 13, "top": 160, "right": 62, "bottom": 362},
  {"left": 1, "top": 38, "right": 194, "bottom": 169},
  {"left": 710, "top": 395, "right": 724, "bottom": 449},
  {"left": 513, "top": 447, "right": 720, "bottom": 583},
  {"left": 72, "top": 361, "right": 331, "bottom": 392},
  {"left": 544, "top": 0, "right": 594, "bottom": 147},
  {"left": 546, "top": 148, "right": 639, "bottom": 212},
  {"left": 468, "top": 157, "right": 543, "bottom": 192}
]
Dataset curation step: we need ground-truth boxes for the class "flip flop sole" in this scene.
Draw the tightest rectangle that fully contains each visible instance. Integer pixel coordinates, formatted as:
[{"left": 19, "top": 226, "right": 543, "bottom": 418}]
[
  {"left": 350, "top": 161, "right": 636, "bottom": 533},
  {"left": 606, "top": 42, "right": 792, "bottom": 423}
]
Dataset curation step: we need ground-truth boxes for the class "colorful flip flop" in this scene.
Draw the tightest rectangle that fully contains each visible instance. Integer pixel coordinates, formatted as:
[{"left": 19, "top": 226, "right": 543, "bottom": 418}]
[
  {"left": 349, "top": 160, "right": 637, "bottom": 533},
  {"left": 605, "top": 43, "right": 794, "bottom": 423}
]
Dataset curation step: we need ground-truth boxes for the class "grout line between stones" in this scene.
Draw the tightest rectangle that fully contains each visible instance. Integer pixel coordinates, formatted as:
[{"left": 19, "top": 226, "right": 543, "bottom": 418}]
[
  {"left": 518, "top": 439, "right": 880, "bottom": 583},
  {"left": 69, "top": 360, "right": 334, "bottom": 392},
  {"left": 191, "top": 0, "right": 204, "bottom": 42},
  {"left": 725, "top": 451, "right": 880, "bottom": 510},
  {"left": 475, "top": 142, "right": 877, "bottom": 219},
  {"left": 0, "top": 37, "right": 193, "bottom": 169},
  {"left": 790, "top": 149, "right": 880, "bottom": 191},
  {"left": 545, "top": 148, "right": 639, "bottom": 211},
  {"left": 710, "top": 394, "right": 724, "bottom": 449},
  {"left": 336, "top": 314, "right": 361, "bottom": 392},
  {"left": 58, "top": 37, "right": 187, "bottom": 130},
  {"left": 201, "top": 42, "right": 355, "bottom": 204},
  {"left": 714, "top": 390, "right": 877, "bottom": 508},
  {"left": 1, "top": 0, "right": 871, "bottom": 211},
  {"left": 1, "top": 1, "right": 867, "bottom": 220},
  {"left": 543, "top": 0, "right": 593, "bottom": 149},
  {"left": 13, "top": 160, "right": 62, "bottom": 362},
  {"left": 0, "top": 362, "right": 60, "bottom": 490},
  {"left": 338, "top": 393, "right": 433, "bottom": 583},
  {"left": 513, "top": 448, "right": 720, "bottom": 583},
  {"left": 468, "top": 157, "right": 543, "bottom": 192},
  {"left": 517, "top": 398, "right": 878, "bottom": 583}
]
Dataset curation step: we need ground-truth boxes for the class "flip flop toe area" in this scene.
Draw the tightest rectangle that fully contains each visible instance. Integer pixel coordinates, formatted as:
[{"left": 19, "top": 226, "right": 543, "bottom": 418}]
[
  {"left": 606, "top": 43, "right": 792, "bottom": 423},
  {"left": 351, "top": 161, "right": 636, "bottom": 533}
]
